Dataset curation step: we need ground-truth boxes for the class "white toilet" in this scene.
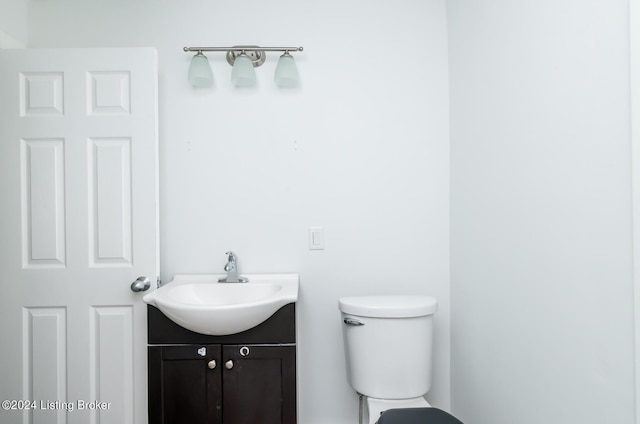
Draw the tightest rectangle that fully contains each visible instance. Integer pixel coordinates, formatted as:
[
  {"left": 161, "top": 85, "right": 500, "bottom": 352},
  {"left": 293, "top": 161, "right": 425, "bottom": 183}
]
[{"left": 339, "top": 295, "right": 438, "bottom": 424}]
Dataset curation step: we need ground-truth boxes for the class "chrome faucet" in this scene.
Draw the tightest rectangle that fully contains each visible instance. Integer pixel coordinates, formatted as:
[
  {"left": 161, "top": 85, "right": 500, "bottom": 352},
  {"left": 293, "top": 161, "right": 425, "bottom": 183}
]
[{"left": 218, "top": 251, "right": 248, "bottom": 283}]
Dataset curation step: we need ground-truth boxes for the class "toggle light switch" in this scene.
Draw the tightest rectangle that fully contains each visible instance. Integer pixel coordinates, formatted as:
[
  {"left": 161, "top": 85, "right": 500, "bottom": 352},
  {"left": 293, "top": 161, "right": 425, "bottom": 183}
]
[{"left": 308, "top": 227, "right": 324, "bottom": 250}]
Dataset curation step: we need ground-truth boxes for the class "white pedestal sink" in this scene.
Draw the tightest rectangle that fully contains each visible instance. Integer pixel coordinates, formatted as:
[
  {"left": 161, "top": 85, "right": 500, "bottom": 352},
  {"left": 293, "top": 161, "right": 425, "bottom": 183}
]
[{"left": 143, "top": 273, "right": 299, "bottom": 335}]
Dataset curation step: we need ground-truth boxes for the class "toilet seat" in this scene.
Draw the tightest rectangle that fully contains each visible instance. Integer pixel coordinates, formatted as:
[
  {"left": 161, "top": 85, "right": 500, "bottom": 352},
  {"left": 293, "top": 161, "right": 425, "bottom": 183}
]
[
  {"left": 366, "top": 397, "right": 431, "bottom": 424},
  {"left": 376, "top": 408, "right": 463, "bottom": 424}
]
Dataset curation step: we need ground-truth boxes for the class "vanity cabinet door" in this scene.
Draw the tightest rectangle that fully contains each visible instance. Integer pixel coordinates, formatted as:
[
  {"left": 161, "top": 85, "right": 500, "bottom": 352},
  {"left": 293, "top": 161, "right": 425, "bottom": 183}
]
[
  {"left": 148, "top": 345, "right": 222, "bottom": 424},
  {"left": 222, "top": 345, "right": 296, "bottom": 424}
]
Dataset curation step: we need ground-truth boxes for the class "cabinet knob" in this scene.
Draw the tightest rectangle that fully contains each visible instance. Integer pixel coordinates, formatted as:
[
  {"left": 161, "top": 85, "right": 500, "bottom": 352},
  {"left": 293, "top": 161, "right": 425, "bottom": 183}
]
[
  {"left": 225, "top": 360, "right": 234, "bottom": 370},
  {"left": 208, "top": 360, "right": 216, "bottom": 369}
]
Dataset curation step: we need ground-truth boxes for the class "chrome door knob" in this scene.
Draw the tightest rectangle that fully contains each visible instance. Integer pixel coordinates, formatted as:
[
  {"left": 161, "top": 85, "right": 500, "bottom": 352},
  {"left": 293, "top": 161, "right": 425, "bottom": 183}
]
[
  {"left": 208, "top": 360, "right": 217, "bottom": 370},
  {"left": 225, "top": 360, "right": 234, "bottom": 370},
  {"left": 130, "top": 276, "right": 151, "bottom": 292}
]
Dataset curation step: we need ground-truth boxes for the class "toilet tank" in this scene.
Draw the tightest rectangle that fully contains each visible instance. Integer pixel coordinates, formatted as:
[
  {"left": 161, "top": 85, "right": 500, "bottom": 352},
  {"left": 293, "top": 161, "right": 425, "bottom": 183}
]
[{"left": 338, "top": 296, "right": 438, "bottom": 399}]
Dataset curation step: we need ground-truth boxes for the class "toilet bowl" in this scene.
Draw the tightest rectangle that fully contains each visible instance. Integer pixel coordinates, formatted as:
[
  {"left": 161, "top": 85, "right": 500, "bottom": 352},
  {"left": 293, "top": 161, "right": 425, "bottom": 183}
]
[{"left": 338, "top": 295, "right": 438, "bottom": 424}]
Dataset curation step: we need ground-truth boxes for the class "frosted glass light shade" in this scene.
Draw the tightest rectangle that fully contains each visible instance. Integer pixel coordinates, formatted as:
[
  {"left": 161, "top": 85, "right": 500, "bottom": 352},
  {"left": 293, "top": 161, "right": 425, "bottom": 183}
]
[
  {"left": 188, "top": 53, "right": 213, "bottom": 88},
  {"left": 231, "top": 54, "right": 256, "bottom": 87},
  {"left": 274, "top": 53, "right": 299, "bottom": 88}
]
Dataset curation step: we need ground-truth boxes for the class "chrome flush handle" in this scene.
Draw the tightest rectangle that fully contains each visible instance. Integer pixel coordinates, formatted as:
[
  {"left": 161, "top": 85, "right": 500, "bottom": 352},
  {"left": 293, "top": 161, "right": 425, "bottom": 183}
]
[{"left": 343, "top": 317, "right": 364, "bottom": 326}]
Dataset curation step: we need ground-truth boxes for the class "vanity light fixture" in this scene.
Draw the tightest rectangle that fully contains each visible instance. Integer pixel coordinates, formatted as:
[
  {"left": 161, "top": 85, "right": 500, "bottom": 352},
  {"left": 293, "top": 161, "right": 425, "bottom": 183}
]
[
  {"left": 184, "top": 45, "right": 303, "bottom": 88},
  {"left": 274, "top": 51, "right": 300, "bottom": 88},
  {"left": 188, "top": 51, "right": 214, "bottom": 88},
  {"left": 231, "top": 52, "right": 256, "bottom": 87}
]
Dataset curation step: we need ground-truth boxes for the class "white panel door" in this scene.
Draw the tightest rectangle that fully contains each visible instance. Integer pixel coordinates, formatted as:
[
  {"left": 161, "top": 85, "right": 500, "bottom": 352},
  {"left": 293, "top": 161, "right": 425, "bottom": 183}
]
[{"left": 0, "top": 48, "right": 158, "bottom": 424}]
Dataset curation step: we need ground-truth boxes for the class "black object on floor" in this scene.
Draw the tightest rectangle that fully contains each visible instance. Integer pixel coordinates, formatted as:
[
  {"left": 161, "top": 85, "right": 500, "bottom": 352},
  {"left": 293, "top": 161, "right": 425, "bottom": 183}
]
[{"left": 376, "top": 408, "right": 463, "bottom": 424}]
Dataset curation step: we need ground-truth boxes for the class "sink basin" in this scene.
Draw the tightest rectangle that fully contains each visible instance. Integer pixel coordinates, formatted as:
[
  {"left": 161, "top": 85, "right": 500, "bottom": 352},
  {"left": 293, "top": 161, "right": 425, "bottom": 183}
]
[{"left": 143, "top": 273, "right": 299, "bottom": 335}]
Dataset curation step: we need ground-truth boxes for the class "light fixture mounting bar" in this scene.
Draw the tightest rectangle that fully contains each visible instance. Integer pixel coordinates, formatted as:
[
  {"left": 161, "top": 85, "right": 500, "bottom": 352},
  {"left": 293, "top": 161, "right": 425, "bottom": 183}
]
[{"left": 183, "top": 46, "right": 303, "bottom": 53}]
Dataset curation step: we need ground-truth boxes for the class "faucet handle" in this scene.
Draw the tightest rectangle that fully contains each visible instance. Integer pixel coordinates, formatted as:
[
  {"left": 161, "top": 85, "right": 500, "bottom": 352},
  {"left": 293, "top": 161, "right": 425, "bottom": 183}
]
[{"left": 225, "top": 251, "right": 236, "bottom": 262}]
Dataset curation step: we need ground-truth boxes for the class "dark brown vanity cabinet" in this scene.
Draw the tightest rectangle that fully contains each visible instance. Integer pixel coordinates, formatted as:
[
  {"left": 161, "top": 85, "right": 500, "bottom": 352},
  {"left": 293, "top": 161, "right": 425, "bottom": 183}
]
[
  {"left": 148, "top": 344, "right": 222, "bottom": 424},
  {"left": 147, "top": 304, "right": 297, "bottom": 424}
]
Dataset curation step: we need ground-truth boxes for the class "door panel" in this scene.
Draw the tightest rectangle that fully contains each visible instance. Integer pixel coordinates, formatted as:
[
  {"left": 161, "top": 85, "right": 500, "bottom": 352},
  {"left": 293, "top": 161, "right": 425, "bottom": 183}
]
[
  {"left": 89, "top": 137, "right": 133, "bottom": 266},
  {"left": 0, "top": 48, "right": 158, "bottom": 424},
  {"left": 21, "top": 138, "right": 66, "bottom": 267},
  {"left": 24, "top": 307, "right": 67, "bottom": 423}
]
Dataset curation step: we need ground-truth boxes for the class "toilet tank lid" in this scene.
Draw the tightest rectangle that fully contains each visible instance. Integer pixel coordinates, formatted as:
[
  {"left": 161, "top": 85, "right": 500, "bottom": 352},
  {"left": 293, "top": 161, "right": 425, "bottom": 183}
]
[{"left": 338, "top": 295, "right": 438, "bottom": 318}]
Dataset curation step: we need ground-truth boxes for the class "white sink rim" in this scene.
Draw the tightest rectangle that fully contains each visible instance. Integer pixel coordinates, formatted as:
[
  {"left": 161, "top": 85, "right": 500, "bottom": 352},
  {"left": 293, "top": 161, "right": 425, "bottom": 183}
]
[{"left": 143, "top": 273, "right": 298, "bottom": 335}]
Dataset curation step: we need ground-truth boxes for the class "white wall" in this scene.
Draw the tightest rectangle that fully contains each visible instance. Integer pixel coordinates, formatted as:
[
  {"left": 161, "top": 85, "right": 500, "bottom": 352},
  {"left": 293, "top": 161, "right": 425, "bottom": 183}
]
[
  {"left": 632, "top": 1, "right": 640, "bottom": 421},
  {"left": 448, "top": 1, "right": 635, "bottom": 423},
  {"left": 27, "top": 1, "right": 451, "bottom": 423},
  {"left": 0, "top": 0, "right": 27, "bottom": 47}
]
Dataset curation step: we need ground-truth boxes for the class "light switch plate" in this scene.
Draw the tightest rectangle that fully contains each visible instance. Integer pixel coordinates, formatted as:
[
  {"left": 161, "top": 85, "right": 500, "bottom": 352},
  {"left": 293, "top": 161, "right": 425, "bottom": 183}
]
[{"left": 308, "top": 227, "right": 324, "bottom": 250}]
